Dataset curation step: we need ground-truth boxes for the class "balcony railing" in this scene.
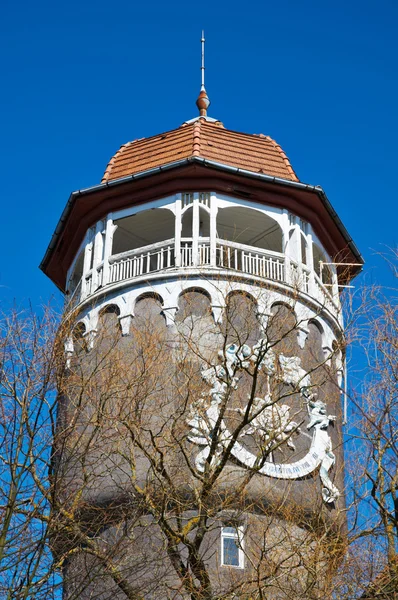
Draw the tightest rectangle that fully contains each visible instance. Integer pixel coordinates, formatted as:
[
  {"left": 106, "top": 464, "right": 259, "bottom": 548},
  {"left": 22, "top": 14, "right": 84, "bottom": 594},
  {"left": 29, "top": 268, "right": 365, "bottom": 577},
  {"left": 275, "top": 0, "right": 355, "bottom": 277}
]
[
  {"left": 110, "top": 238, "right": 176, "bottom": 284},
  {"left": 70, "top": 237, "right": 338, "bottom": 314}
]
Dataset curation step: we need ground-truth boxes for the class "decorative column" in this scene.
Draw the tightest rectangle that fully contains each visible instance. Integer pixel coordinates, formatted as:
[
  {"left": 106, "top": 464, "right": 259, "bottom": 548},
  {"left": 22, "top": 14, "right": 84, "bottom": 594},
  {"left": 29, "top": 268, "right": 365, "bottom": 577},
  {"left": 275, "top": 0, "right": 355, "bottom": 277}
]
[
  {"left": 331, "top": 270, "right": 339, "bottom": 300},
  {"left": 281, "top": 210, "right": 291, "bottom": 285},
  {"left": 82, "top": 229, "right": 94, "bottom": 299},
  {"left": 306, "top": 232, "right": 315, "bottom": 295},
  {"left": 102, "top": 214, "right": 116, "bottom": 286},
  {"left": 174, "top": 194, "right": 182, "bottom": 267},
  {"left": 210, "top": 192, "right": 218, "bottom": 267},
  {"left": 192, "top": 193, "right": 200, "bottom": 266},
  {"left": 92, "top": 220, "right": 104, "bottom": 290}
]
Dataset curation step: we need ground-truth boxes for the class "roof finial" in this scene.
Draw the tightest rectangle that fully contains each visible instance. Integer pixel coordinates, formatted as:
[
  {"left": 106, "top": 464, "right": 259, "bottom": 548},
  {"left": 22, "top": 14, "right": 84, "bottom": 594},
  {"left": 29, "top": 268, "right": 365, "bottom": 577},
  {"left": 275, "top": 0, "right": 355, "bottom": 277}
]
[{"left": 196, "top": 30, "right": 210, "bottom": 117}]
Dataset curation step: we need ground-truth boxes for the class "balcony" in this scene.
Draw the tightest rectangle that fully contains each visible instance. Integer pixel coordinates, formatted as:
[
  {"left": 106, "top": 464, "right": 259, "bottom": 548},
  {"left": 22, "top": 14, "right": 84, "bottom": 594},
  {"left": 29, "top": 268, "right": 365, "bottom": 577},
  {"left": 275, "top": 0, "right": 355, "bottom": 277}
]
[
  {"left": 68, "top": 236, "right": 338, "bottom": 316},
  {"left": 66, "top": 193, "right": 340, "bottom": 317}
]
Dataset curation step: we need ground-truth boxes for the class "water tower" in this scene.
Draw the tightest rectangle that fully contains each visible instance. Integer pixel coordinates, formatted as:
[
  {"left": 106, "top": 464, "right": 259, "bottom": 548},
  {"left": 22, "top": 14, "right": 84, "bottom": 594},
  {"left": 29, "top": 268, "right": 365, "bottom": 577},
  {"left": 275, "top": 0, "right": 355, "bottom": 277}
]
[{"left": 41, "top": 59, "right": 362, "bottom": 599}]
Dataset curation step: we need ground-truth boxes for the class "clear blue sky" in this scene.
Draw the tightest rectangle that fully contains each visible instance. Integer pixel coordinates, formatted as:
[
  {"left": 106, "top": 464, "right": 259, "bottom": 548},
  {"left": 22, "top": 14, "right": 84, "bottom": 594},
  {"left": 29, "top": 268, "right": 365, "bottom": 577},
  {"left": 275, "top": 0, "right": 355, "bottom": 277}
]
[{"left": 1, "top": 0, "right": 397, "bottom": 308}]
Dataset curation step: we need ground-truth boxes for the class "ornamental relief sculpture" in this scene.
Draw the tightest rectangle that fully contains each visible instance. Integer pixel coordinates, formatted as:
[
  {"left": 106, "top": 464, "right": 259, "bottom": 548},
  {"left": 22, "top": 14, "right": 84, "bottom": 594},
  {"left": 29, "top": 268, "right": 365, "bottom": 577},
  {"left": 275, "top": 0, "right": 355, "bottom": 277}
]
[{"left": 187, "top": 340, "right": 340, "bottom": 504}]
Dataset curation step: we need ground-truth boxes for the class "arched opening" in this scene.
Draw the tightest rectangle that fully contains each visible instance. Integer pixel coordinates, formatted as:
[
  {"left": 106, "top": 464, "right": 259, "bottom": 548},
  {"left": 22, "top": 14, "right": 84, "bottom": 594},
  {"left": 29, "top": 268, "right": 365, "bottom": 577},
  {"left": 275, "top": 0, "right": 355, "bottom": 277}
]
[
  {"left": 68, "top": 250, "right": 84, "bottom": 293},
  {"left": 72, "top": 321, "right": 87, "bottom": 353},
  {"left": 313, "top": 243, "right": 332, "bottom": 285},
  {"left": 181, "top": 206, "right": 210, "bottom": 239},
  {"left": 301, "top": 234, "right": 308, "bottom": 266},
  {"left": 223, "top": 291, "right": 260, "bottom": 347},
  {"left": 112, "top": 208, "right": 175, "bottom": 256},
  {"left": 133, "top": 294, "right": 166, "bottom": 335},
  {"left": 267, "top": 302, "right": 297, "bottom": 351},
  {"left": 176, "top": 288, "right": 212, "bottom": 321},
  {"left": 98, "top": 304, "right": 121, "bottom": 336},
  {"left": 307, "top": 320, "right": 325, "bottom": 365},
  {"left": 217, "top": 207, "right": 282, "bottom": 253},
  {"left": 181, "top": 207, "right": 193, "bottom": 238},
  {"left": 198, "top": 207, "right": 210, "bottom": 238}
]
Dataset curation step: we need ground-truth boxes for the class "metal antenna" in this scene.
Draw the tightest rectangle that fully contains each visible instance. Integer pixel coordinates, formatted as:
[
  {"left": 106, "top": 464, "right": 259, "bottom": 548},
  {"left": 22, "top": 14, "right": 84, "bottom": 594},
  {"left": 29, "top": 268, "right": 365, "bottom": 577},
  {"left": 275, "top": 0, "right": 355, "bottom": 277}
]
[{"left": 201, "top": 30, "right": 205, "bottom": 91}]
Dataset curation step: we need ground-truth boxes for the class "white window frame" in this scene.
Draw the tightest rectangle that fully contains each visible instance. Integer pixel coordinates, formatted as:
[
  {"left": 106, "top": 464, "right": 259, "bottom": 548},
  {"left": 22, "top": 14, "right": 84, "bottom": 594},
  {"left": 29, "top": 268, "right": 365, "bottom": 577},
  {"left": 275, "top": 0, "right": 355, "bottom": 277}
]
[{"left": 221, "top": 525, "right": 245, "bottom": 569}]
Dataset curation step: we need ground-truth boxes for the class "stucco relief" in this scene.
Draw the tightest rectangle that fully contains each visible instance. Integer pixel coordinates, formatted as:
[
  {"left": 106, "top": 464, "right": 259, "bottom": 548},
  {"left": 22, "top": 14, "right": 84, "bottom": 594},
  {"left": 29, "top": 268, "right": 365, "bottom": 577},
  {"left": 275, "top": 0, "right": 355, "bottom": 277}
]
[{"left": 187, "top": 340, "right": 340, "bottom": 504}]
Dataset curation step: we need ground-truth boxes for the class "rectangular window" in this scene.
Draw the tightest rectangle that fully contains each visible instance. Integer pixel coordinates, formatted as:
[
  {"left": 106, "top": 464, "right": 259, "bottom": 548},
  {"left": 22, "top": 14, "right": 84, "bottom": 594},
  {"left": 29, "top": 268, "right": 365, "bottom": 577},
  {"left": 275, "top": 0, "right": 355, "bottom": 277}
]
[{"left": 221, "top": 526, "right": 244, "bottom": 568}]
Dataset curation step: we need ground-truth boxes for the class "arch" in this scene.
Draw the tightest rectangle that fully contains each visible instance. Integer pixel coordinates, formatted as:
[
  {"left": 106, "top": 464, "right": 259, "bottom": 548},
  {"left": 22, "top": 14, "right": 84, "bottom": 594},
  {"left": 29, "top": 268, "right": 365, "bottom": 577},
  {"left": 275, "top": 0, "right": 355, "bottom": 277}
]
[
  {"left": 178, "top": 286, "right": 212, "bottom": 301},
  {"left": 308, "top": 318, "right": 324, "bottom": 336},
  {"left": 217, "top": 207, "right": 283, "bottom": 253},
  {"left": 99, "top": 303, "right": 121, "bottom": 317},
  {"left": 268, "top": 302, "right": 297, "bottom": 347},
  {"left": 133, "top": 293, "right": 166, "bottom": 330},
  {"left": 134, "top": 291, "right": 164, "bottom": 308},
  {"left": 307, "top": 319, "right": 325, "bottom": 363},
  {"left": 313, "top": 243, "right": 332, "bottom": 285},
  {"left": 71, "top": 321, "right": 87, "bottom": 353},
  {"left": 181, "top": 207, "right": 193, "bottom": 238},
  {"left": 198, "top": 206, "right": 210, "bottom": 238},
  {"left": 112, "top": 208, "right": 175, "bottom": 256},
  {"left": 72, "top": 321, "right": 86, "bottom": 340},
  {"left": 270, "top": 300, "right": 296, "bottom": 315},
  {"left": 68, "top": 250, "right": 84, "bottom": 293},
  {"left": 98, "top": 303, "right": 121, "bottom": 335},
  {"left": 223, "top": 291, "right": 261, "bottom": 347},
  {"left": 176, "top": 288, "right": 212, "bottom": 321},
  {"left": 225, "top": 289, "right": 258, "bottom": 308}
]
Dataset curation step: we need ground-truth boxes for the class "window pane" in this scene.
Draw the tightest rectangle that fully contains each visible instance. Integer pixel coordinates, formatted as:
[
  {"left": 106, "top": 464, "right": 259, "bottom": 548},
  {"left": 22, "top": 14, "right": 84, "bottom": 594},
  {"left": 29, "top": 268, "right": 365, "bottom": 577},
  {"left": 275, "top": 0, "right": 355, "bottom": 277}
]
[
  {"left": 223, "top": 537, "right": 240, "bottom": 566},
  {"left": 223, "top": 526, "right": 237, "bottom": 535}
]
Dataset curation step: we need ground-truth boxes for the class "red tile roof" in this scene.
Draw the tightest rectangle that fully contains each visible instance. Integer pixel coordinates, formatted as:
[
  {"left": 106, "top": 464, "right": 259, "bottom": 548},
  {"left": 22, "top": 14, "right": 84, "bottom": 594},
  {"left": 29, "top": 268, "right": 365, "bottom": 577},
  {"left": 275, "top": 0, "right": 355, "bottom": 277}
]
[{"left": 101, "top": 119, "right": 299, "bottom": 183}]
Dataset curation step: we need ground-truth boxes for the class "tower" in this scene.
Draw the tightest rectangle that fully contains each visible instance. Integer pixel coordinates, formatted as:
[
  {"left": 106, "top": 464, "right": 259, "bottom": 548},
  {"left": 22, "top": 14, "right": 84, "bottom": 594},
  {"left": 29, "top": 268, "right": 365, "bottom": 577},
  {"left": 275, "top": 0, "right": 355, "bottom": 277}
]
[{"left": 41, "top": 62, "right": 362, "bottom": 599}]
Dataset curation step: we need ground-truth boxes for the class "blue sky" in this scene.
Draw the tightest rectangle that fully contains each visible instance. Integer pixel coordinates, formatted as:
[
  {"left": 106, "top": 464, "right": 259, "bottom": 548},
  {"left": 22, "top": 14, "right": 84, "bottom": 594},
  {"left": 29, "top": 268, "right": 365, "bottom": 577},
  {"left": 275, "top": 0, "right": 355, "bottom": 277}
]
[{"left": 1, "top": 0, "right": 397, "bottom": 309}]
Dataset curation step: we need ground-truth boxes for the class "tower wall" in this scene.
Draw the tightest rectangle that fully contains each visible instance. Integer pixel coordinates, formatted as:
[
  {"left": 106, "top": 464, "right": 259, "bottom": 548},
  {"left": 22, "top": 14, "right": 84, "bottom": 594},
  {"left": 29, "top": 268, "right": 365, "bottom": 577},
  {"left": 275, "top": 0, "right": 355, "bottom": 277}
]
[
  {"left": 41, "top": 122, "right": 362, "bottom": 599},
  {"left": 54, "top": 270, "right": 346, "bottom": 599}
]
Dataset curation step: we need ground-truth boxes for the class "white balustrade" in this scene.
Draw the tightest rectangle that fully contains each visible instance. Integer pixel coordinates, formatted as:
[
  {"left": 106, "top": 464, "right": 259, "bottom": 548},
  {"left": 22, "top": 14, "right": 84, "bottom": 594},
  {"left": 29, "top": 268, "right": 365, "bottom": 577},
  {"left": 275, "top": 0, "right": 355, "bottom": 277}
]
[
  {"left": 216, "top": 240, "right": 285, "bottom": 282},
  {"left": 71, "top": 237, "right": 338, "bottom": 315},
  {"left": 110, "top": 239, "right": 176, "bottom": 284}
]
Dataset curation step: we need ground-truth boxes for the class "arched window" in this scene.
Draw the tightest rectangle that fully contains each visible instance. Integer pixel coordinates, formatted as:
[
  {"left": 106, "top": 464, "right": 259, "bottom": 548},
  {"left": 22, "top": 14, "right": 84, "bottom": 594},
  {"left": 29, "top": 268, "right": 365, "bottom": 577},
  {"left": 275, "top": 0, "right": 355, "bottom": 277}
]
[
  {"left": 112, "top": 208, "right": 175, "bottom": 256},
  {"left": 217, "top": 207, "right": 282, "bottom": 253}
]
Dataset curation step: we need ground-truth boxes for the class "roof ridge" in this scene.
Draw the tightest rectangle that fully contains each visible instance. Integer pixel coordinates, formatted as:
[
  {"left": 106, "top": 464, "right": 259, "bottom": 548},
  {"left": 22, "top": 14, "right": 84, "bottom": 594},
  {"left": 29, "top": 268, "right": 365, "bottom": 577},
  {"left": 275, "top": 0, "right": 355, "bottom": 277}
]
[
  {"left": 202, "top": 121, "right": 272, "bottom": 141},
  {"left": 192, "top": 120, "right": 201, "bottom": 156},
  {"left": 265, "top": 136, "right": 299, "bottom": 182}
]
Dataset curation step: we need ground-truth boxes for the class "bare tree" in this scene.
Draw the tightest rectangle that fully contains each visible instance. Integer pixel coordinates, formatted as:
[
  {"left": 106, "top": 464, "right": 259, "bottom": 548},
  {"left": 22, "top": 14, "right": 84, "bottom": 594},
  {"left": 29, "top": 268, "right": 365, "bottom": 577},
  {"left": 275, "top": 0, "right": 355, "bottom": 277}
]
[
  {"left": 4, "top": 267, "right": 397, "bottom": 599},
  {"left": 50, "top": 281, "right": 346, "bottom": 600},
  {"left": 0, "top": 306, "right": 60, "bottom": 599},
  {"left": 344, "top": 252, "right": 398, "bottom": 598}
]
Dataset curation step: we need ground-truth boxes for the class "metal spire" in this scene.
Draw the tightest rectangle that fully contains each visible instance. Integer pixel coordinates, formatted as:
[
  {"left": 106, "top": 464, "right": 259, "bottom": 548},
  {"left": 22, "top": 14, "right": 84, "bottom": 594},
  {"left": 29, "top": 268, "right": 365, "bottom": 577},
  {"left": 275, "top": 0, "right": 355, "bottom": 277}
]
[
  {"left": 201, "top": 30, "right": 205, "bottom": 91},
  {"left": 196, "top": 30, "right": 210, "bottom": 117}
]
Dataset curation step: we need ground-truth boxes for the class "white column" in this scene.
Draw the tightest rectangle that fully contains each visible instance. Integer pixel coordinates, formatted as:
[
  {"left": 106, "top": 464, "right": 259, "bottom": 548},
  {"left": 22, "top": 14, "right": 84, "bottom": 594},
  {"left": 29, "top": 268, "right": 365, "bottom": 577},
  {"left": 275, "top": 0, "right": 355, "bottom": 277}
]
[
  {"left": 192, "top": 193, "right": 200, "bottom": 266},
  {"left": 306, "top": 232, "right": 315, "bottom": 295},
  {"left": 332, "top": 270, "right": 339, "bottom": 300},
  {"left": 281, "top": 210, "right": 290, "bottom": 284},
  {"left": 82, "top": 230, "right": 94, "bottom": 299},
  {"left": 91, "top": 220, "right": 104, "bottom": 290},
  {"left": 174, "top": 194, "right": 182, "bottom": 267},
  {"left": 210, "top": 192, "right": 217, "bottom": 267},
  {"left": 102, "top": 214, "right": 116, "bottom": 286}
]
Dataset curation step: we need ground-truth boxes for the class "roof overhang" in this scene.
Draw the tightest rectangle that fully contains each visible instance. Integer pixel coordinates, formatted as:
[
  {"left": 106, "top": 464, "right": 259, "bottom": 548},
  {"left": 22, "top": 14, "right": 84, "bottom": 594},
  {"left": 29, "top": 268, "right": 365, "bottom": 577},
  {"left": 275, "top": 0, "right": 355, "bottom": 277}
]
[{"left": 40, "top": 157, "right": 363, "bottom": 292}]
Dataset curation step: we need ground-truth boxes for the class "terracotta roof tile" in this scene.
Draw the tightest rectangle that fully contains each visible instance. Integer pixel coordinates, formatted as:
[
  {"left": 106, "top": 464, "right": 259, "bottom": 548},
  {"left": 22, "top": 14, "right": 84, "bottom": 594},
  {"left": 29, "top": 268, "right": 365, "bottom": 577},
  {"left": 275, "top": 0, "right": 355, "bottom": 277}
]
[{"left": 101, "top": 119, "right": 299, "bottom": 183}]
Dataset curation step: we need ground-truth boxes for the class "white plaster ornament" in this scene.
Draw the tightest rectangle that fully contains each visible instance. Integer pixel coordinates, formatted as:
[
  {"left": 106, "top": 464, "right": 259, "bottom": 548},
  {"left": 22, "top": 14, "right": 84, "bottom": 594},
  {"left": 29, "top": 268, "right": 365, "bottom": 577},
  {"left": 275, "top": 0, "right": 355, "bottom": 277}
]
[{"left": 187, "top": 341, "right": 340, "bottom": 504}]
